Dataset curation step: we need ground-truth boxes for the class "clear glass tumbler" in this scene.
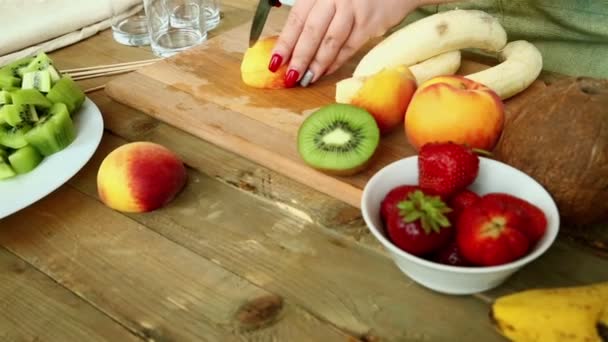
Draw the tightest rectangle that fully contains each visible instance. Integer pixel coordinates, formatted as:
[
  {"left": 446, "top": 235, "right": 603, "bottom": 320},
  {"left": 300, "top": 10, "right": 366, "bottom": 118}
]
[
  {"left": 204, "top": 0, "right": 220, "bottom": 31},
  {"left": 144, "top": 0, "right": 208, "bottom": 57},
  {"left": 109, "top": 0, "right": 150, "bottom": 46}
]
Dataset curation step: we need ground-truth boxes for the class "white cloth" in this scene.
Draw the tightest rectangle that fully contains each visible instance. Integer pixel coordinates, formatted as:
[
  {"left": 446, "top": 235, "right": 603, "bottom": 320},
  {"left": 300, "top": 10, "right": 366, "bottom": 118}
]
[{"left": 0, "top": 0, "right": 142, "bottom": 66}]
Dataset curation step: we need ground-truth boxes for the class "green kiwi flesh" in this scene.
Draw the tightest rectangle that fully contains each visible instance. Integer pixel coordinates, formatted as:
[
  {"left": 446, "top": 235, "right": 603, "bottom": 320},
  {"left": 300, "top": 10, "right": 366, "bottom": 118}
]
[
  {"left": 22, "top": 70, "right": 52, "bottom": 92},
  {"left": 0, "top": 123, "right": 31, "bottom": 149},
  {"left": 0, "top": 91, "right": 11, "bottom": 105},
  {"left": 8, "top": 145, "right": 43, "bottom": 174},
  {"left": 46, "top": 77, "right": 85, "bottom": 114},
  {"left": 297, "top": 103, "right": 380, "bottom": 176},
  {"left": 0, "top": 159, "right": 16, "bottom": 179},
  {"left": 25, "top": 102, "right": 75, "bottom": 156},
  {"left": 11, "top": 88, "right": 52, "bottom": 108},
  {"left": 0, "top": 104, "right": 38, "bottom": 127}
]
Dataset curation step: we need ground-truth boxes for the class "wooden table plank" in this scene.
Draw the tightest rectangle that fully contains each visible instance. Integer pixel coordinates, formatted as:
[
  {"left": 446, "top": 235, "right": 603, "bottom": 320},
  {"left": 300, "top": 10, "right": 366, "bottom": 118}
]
[
  {"left": 0, "top": 186, "right": 355, "bottom": 342},
  {"left": 0, "top": 247, "right": 140, "bottom": 342},
  {"left": 68, "top": 133, "right": 503, "bottom": 341},
  {"left": 88, "top": 90, "right": 365, "bottom": 239}
]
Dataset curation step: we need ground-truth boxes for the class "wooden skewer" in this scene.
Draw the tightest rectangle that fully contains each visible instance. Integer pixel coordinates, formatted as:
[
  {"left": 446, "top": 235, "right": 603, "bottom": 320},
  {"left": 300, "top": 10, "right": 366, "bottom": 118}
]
[
  {"left": 71, "top": 68, "right": 142, "bottom": 81},
  {"left": 66, "top": 62, "right": 156, "bottom": 77},
  {"left": 61, "top": 58, "right": 161, "bottom": 73},
  {"left": 84, "top": 84, "right": 106, "bottom": 93}
]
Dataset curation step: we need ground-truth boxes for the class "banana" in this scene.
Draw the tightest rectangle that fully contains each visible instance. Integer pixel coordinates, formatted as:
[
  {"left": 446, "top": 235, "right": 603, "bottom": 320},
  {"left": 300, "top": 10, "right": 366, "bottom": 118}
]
[
  {"left": 465, "top": 40, "right": 543, "bottom": 99},
  {"left": 353, "top": 9, "right": 507, "bottom": 78},
  {"left": 409, "top": 50, "right": 462, "bottom": 85},
  {"left": 335, "top": 50, "right": 461, "bottom": 103},
  {"left": 490, "top": 282, "right": 608, "bottom": 342}
]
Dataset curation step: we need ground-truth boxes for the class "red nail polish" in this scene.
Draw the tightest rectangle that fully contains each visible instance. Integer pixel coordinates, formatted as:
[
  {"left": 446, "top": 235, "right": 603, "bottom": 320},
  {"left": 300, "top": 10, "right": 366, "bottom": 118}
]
[
  {"left": 268, "top": 53, "right": 283, "bottom": 72},
  {"left": 284, "top": 69, "right": 300, "bottom": 88}
]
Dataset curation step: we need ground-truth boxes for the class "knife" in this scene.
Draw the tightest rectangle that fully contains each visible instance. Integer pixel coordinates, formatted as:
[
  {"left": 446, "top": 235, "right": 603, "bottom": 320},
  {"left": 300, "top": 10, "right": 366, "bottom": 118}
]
[{"left": 249, "top": 0, "right": 296, "bottom": 47}]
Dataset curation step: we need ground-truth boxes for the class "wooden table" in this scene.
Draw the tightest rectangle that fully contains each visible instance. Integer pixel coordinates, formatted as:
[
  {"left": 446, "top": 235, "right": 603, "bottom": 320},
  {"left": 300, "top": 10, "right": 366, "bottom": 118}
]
[{"left": 1, "top": 1, "right": 607, "bottom": 341}]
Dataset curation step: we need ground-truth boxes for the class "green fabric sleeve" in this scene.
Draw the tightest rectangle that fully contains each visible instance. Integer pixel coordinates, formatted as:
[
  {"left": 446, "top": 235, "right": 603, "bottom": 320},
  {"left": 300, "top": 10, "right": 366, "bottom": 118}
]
[{"left": 399, "top": 0, "right": 608, "bottom": 78}]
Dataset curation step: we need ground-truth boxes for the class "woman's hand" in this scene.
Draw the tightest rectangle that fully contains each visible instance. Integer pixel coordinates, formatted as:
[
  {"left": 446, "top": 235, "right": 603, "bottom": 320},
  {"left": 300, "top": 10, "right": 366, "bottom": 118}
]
[{"left": 267, "top": 0, "right": 428, "bottom": 87}]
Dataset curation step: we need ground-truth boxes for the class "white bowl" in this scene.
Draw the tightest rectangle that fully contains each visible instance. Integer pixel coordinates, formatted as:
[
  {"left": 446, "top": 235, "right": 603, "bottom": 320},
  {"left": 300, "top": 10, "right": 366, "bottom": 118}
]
[{"left": 361, "top": 156, "right": 560, "bottom": 295}]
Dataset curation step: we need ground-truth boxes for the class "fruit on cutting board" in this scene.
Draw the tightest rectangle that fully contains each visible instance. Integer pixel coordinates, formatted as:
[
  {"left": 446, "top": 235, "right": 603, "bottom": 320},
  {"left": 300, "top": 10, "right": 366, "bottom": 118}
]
[
  {"left": 404, "top": 75, "right": 505, "bottom": 151},
  {"left": 383, "top": 189, "right": 454, "bottom": 256},
  {"left": 408, "top": 50, "right": 462, "bottom": 85},
  {"left": 456, "top": 193, "right": 546, "bottom": 266},
  {"left": 335, "top": 66, "right": 417, "bottom": 134},
  {"left": 465, "top": 40, "right": 543, "bottom": 100},
  {"left": 297, "top": 103, "right": 380, "bottom": 176},
  {"left": 0, "top": 52, "right": 85, "bottom": 180},
  {"left": 241, "top": 36, "right": 288, "bottom": 89},
  {"left": 418, "top": 141, "right": 479, "bottom": 198},
  {"left": 97, "top": 142, "right": 188, "bottom": 213},
  {"left": 490, "top": 282, "right": 608, "bottom": 342},
  {"left": 493, "top": 76, "right": 608, "bottom": 226},
  {"left": 353, "top": 9, "right": 507, "bottom": 78}
]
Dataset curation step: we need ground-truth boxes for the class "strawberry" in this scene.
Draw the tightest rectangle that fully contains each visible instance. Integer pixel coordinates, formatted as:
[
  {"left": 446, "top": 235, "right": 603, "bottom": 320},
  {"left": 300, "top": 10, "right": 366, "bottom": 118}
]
[
  {"left": 456, "top": 194, "right": 531, "bottom": 266},
  {"left": 433, "top": 241, "right": 471, "bottom": 266},
  {"left": 418, "top": 142, "right": 480, "bottom": 198},
  {"left": 447, "top": 189, "right": 480, "bottom": 224},
  {"left": 380, "top": 185, "right": 421, "bottom": 221},
  {"left": 481, "top": 193, "right": 547, "bottom": 245},
  {"left": 384, "top": 190, "right": 454, "bottom": 256}
]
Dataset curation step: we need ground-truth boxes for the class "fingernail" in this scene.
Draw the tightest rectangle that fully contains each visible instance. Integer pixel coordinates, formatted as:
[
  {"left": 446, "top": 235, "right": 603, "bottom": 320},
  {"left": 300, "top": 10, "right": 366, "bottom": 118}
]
[
  {"left": 268, "top": 53, "right": 283, "bottom": 72},
  {"left": 285, "top": 69, "right": 300, "bottom": 88},
  {"left": 299, "top": 69, "right": 314, "bottom": 87}
]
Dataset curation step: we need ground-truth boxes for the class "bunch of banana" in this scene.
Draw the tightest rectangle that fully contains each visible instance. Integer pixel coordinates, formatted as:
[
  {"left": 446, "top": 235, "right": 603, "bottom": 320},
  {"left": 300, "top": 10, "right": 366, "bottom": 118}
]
[{"left": 490, "top": 282, "right": 608, "bottom": 342}]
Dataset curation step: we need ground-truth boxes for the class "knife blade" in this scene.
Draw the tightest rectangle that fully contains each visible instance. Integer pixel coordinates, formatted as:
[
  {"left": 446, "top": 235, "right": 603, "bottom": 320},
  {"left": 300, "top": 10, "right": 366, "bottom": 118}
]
[{"left": 249, "top": 0, "right": 273, "bottom": 47}]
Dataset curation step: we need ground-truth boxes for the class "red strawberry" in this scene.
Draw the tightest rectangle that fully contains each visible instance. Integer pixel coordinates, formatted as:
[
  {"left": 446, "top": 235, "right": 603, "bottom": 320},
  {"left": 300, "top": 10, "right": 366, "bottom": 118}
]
[
  {"left": 433, "top": 241, "right": 471, "bottom": 266},
  {"left": 418, "top": 142, "right": 480, "bottom": 198},
  {"left": 380, "top": 185, "right": 421, "bottom": 221},
  {"left": 482, "top": 193, "right": 547, "bottom": 244},
  {"left": 447, "top": 189, "right": 480, "bottom": 224},
  {"left": 456, "top": 194, "right": 531, "bottom": 266},
  {"left": 385, "top": 190, "right": 454, "bottom": 256}
]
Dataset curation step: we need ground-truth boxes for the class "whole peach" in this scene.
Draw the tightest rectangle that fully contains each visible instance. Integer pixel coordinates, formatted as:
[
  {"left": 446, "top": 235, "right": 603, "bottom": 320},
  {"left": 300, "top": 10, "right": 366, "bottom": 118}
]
[
  {"left": 404, "top": 75, "right": 505, "bottom": 151},
  {"left": 336, "top": 66, "right": 417, "bottom": 134},
  {"left": 241, "top": 36, "right": 288, "bottom": 89},
  {"left": 97, "top": 142, "right": 187, "bottom": 213}
]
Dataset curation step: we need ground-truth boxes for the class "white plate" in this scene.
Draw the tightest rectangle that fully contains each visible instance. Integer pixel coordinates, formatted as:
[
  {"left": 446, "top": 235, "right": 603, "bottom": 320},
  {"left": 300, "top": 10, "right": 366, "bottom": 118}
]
[{"left": 0, "top": 97, "right": 104, "bottom": 219}]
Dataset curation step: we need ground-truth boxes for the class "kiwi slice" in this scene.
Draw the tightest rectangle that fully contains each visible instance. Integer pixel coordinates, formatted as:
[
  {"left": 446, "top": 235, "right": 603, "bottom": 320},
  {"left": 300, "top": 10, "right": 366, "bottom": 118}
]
[
  {"left": 297, "top": 103, "right": 380, "bottom": 176},
  {"left": 0, "top": 159, "right": 16, "bottom": 180},
  {"left": 46, "top": 76, "right": 85, "bottom": 114},
  {"left": 0, "top": 56, "right": 34, "bottom": 78},
  {"left": 0, "top": 91, "right": 11, "bottom": 105},
  {"left": 0, "top": 74, "right": 20, "bottom": 89},
  {"left": 0, "top": 122, "right": 31, "bottom": 149},
  {"left": 24, "top": 102, "right": 76, "bottom": 156},
  {"left": 22, "top": 70, "right": 52, "bottom": 92},
  {"left": 18, "top": 52, "right": 61, "bottom": 82},
  {"left": 11, "top": 88, "right": 52, "bottom": 108},
  {"left": 0, "top": 104, "right": 38, "bottom": 127},
  {"left": 8, "top": 145, "right": 43, "bottom": 174}
]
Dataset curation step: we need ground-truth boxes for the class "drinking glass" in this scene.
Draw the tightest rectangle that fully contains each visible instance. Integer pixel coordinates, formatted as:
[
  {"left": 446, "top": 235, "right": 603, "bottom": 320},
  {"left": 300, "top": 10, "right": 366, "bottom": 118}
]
[
  {"left": 204, "top": 0, "right": 220, "bottom": 30},
  {"left": 109, "top": 0, "right": 150, "bottom": 46},
  {"left": 144, "top": 0, "right": 208, "bottom": 57}
]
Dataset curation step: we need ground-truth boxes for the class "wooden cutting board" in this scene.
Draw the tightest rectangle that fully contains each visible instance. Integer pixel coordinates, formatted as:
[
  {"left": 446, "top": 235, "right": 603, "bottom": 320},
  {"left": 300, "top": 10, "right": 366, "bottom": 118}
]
[{"left": 105, "top": 7, "right": 540, "bottom": 208}]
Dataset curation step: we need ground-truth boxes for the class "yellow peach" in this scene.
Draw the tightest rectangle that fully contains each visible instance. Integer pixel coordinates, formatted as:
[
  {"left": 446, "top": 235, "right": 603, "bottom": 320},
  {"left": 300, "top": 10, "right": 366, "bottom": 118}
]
[
  {"left": 241, "top": 36, "right": 288, "bottom": 89},
  {"left": 97, "top": 142, "right": 187, "bottom": 213},
  {"left": 404, "top": 75, "right": 505, "bottom": 151},
  {"left": 336, "top": 66, "right": 417, "bottom": 134}
]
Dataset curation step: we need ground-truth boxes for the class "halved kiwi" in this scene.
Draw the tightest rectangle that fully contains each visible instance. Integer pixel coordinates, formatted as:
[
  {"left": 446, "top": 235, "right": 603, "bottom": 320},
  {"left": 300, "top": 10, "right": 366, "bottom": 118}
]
[{"left": 297, "top": 103, "right": 380, "bottom": 176}]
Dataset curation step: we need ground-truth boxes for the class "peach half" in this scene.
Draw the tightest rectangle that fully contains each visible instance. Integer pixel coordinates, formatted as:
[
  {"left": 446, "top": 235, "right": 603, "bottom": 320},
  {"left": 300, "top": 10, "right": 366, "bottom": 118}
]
[
  {"left": 97, "top": 142, "right": 187, "bottom": 213},
  {"left": 241, "top": 35, "right": 288, "bottom": 89},
  {"left": 336, "top": 66, "right": 417, "bottom": 134},
  {"left": 404, "top": 75, "right": 505, "bottom": 151}
]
